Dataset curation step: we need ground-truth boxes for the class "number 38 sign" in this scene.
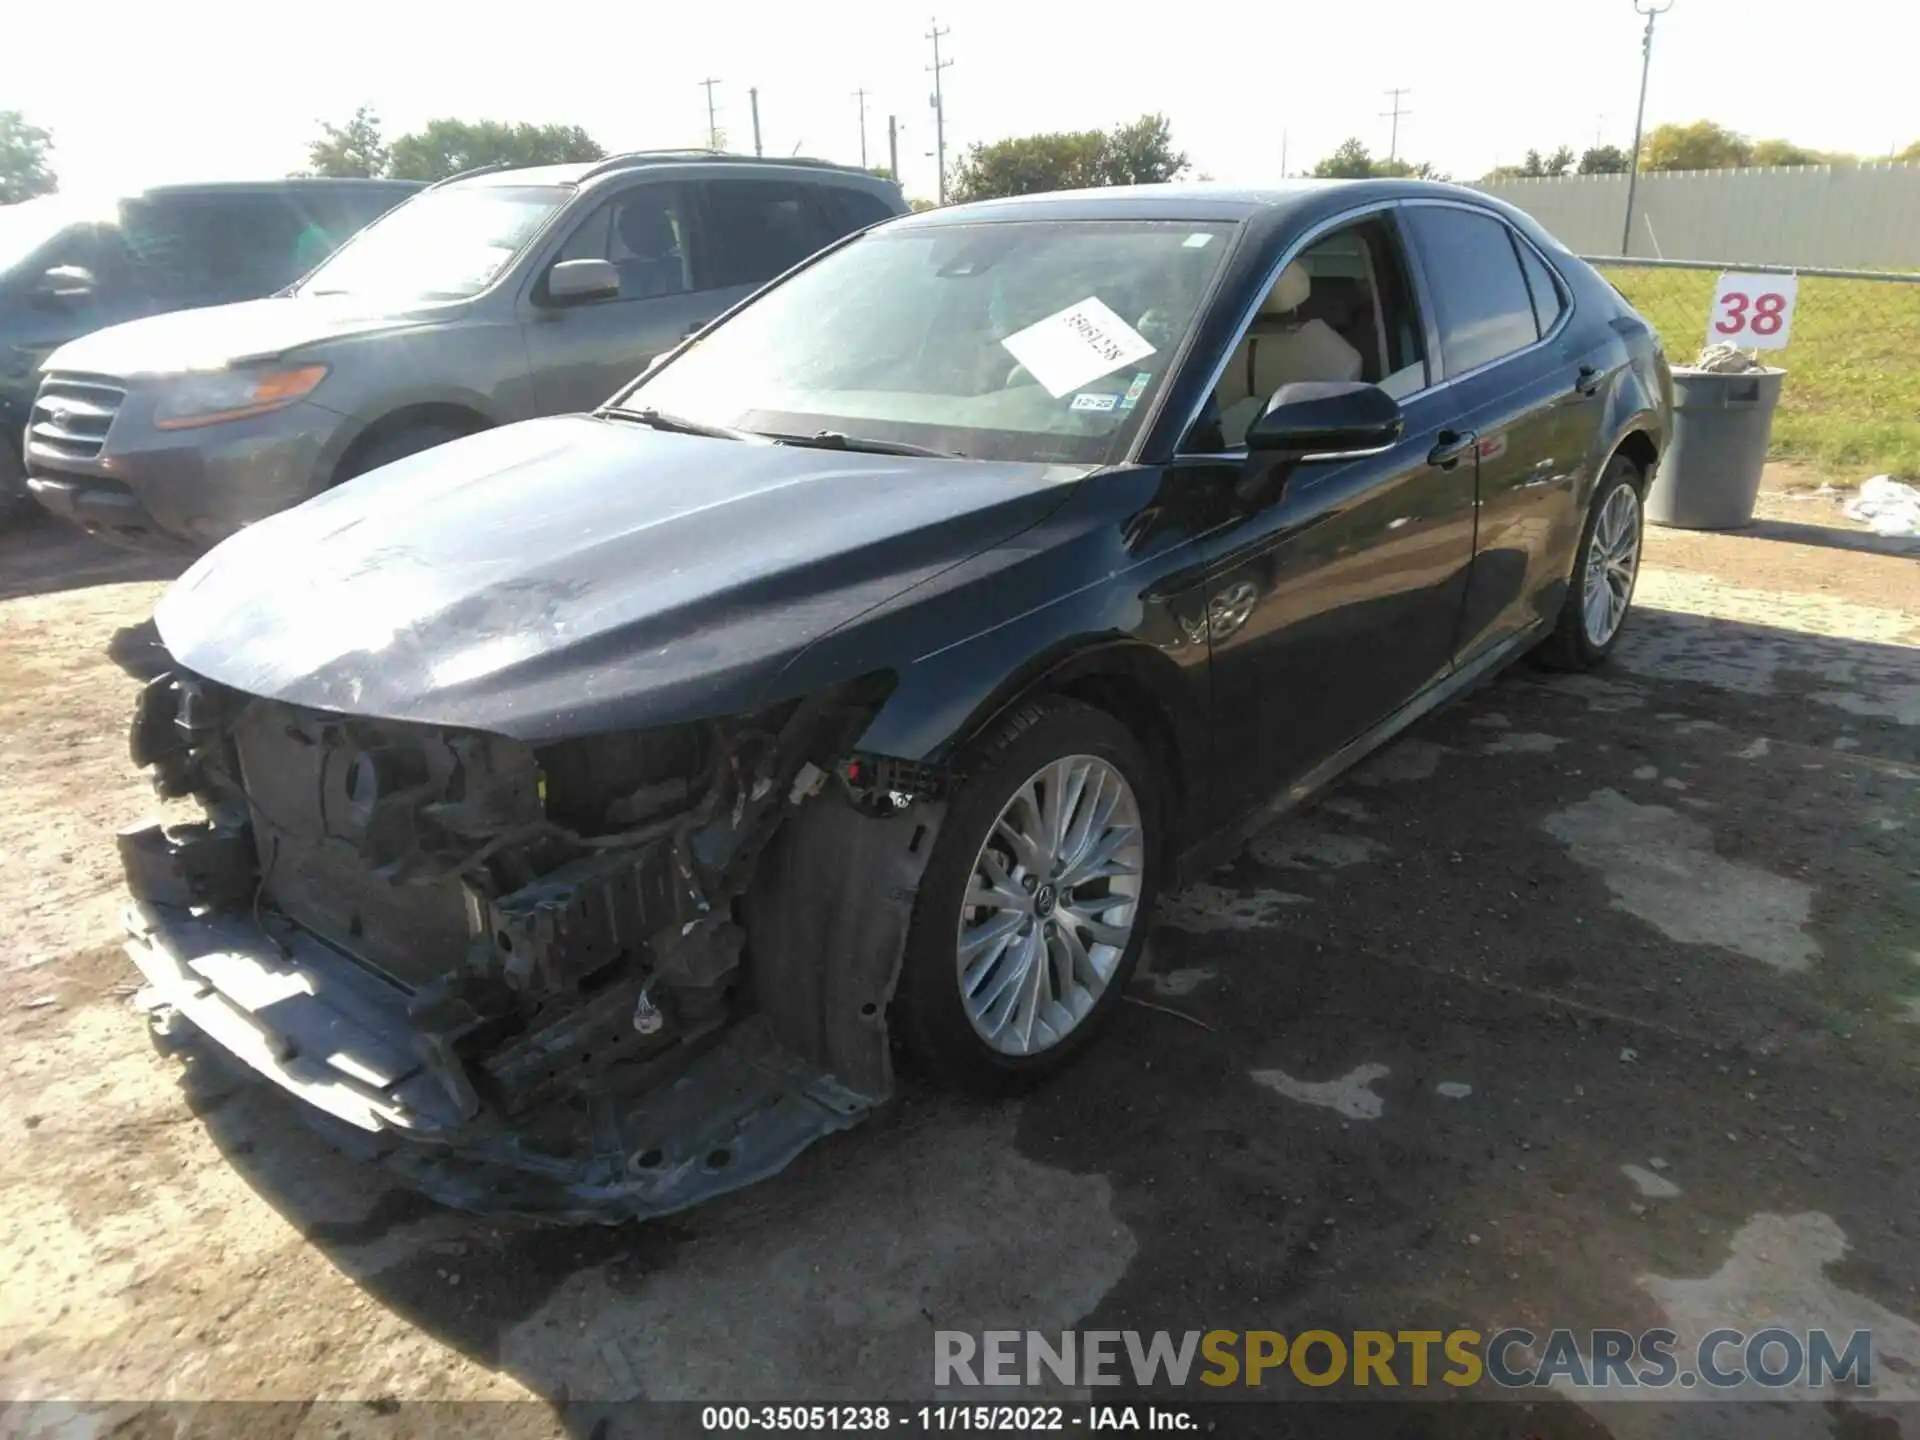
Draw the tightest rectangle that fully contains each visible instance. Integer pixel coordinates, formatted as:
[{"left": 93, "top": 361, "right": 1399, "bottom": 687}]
[{"left": 1708, "top": 272, "right": 1798, "bottom": 350}]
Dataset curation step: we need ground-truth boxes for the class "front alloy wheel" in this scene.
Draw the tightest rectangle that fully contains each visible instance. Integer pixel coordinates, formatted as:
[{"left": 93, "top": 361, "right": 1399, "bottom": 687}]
[
  {"left": 894, "top": 698, "right": 1161, "bottom": 1093},
  {"left": 957, "top": 754, "right": 1145, "bottom": 1056}
]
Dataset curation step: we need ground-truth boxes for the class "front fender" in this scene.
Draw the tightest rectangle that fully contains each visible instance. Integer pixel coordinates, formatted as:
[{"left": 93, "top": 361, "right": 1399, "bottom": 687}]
[{"left": 780, "top": 467, "right": 1214, "bottom": 803}]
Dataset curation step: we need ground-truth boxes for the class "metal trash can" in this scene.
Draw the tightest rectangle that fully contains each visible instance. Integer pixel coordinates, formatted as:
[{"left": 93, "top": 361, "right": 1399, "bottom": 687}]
[{"left": 1645, "top": 367, "right": 1786, "bottom": 530}]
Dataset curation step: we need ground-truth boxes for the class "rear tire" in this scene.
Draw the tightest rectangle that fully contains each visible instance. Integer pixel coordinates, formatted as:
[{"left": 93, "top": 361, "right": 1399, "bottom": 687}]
[
  {"left": 1535, "top": 453, "right": 1645, "bottom": 672},
  {"left": 892, "top": 698, "right": 1163, "bottom": 1095},
  {"left": 336, "top": 422, "right": 474, "bottom": 485}
]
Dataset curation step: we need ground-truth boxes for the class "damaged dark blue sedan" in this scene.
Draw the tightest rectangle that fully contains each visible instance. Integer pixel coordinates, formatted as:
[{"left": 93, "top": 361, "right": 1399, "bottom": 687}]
[{"left": 119, "top": 180, "right": 1671, "bottom": 1221}]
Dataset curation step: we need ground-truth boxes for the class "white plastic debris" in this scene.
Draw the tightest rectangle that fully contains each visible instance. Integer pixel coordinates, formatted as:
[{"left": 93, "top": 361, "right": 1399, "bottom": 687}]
[
  {"left": 1688, "top": 343, "right": 1764, "bottom": 374},
  {"left": 1843, "top": 475, "right": 1920, "bottom": 537}
]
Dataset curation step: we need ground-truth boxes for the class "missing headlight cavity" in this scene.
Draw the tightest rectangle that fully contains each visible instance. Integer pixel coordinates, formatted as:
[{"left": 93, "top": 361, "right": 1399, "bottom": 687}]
[{"left": 121, "top": 665, "right": 946, "bottom": 1222}]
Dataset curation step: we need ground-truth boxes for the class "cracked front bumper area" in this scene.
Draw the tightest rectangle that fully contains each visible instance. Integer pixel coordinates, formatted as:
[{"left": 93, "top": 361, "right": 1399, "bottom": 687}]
[{"left": 126, "top": 900, "right": 873, "bottom": 1224}]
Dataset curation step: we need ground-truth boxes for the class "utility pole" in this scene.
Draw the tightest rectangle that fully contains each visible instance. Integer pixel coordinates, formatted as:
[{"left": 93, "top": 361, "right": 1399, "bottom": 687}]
[
  {"left": 1380, "top": 88, "right": 1412, "bottom": 163},
  {"left": 1280, "top": 128, "right": 1288, "bottom": 178},
  {"left": 699, "top": 77, "right": 722, "bottom": 151},
  {"left": 927, "top": 18, "right": 952, "bottom": 204},
  {"left": 1622, "top": 0, "right": 1673, "bottom": 254},
  {"left": 854, "top": 87, "right": 870, "bottom": 169},
  {"left": 750, "top": 87, "right": 762, "bottom": 156},
  {"left": 888, "top": 115, "right": 900, "bottom": 180}
]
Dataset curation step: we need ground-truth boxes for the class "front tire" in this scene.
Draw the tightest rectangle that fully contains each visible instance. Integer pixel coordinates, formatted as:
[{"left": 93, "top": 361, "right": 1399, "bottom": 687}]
[
  {"left": 892, "top": 698, "right": 1163, "bottom": 1094},
  {"left": 1536, "top": 454, "right": 1645, "bottom": 671},
  {"left": 336, "top": 422, "right": 474, "bottom": 485}
]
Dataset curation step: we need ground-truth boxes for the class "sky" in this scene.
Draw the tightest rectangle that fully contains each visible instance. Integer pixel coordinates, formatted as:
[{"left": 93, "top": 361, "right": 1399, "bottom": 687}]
[{"left": 10, "top": 0, "right": 1918, "bottom": 203}]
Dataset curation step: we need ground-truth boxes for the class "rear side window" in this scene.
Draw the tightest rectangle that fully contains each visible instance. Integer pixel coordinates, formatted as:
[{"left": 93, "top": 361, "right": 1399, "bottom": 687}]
[
  {"left": 117, "top": 195, "right": 309, "bottom": 303},
  {"left": 696, "top": 179, "right": 843, "bottom": 289},
  {"left": 1514, "top": 238, "right": 1567, "bottom": 337},
  {"left": 1403, "top": 205, "right": 1541, "bottom": 376},
  {"left": 815, "top": 185, "right": 899, "bottom": 233}
]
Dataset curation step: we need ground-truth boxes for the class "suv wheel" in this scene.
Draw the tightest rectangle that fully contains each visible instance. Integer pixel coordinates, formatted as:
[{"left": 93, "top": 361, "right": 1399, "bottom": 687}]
[
  {"left": 337, "top": 422, "right": 474, "bottom": 485},
  {"left": 892, "top": 698, "right": 1162, "bottom": 1094},
  {"left": 0, "top": 438, "right": 31, "bottom": 526}
]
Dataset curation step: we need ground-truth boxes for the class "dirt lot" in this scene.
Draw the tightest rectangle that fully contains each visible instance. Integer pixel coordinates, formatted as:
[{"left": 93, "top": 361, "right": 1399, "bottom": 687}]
[{"left": 1, "top": 468, "right": 1916, "bottom": 1437}]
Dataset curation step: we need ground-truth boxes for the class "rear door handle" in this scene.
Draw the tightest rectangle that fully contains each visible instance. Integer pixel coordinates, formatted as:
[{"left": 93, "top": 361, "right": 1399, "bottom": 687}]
[
  {"left": 1576, "top": 363, "right": 1604, "bottom": 396},
  {"left": 1428, "top": 428, "right": 1478, "bottom": 469}
]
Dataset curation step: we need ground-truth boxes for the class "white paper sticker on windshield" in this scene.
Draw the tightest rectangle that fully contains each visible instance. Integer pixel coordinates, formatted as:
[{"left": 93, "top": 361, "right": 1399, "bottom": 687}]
[
  {"left": 1183, "top": 232, "right": 1215, "bottom": 248},
  {"left": 1000, "top": 297, "right": 1157, "bottom": 398}
]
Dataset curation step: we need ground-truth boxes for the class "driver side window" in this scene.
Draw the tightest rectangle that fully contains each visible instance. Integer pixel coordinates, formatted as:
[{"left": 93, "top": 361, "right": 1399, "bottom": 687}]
[
  {"left": 554, "top": 185, "right": 693, "bottom": 302},
  {"left": 1187, "top": 216, "right": 1427, "bottom": 453}
]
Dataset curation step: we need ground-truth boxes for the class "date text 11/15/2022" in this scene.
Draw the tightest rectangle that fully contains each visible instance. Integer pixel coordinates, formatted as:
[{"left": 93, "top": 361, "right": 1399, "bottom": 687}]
[{"left": 699, "top": 1405, "right": 1198, "bottom": 1431}]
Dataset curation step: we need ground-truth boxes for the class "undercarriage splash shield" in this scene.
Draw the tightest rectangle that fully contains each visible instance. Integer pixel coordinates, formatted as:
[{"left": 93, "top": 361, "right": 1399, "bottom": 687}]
[{"left": 129, "top": 900, "right": 876, "bottom": 1224}]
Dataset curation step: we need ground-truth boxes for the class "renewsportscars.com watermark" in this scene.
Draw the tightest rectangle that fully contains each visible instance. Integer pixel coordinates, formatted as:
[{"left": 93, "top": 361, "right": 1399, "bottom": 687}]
[{"left": 935, "top": 1328, "right": 1879, "bottom": 1393}]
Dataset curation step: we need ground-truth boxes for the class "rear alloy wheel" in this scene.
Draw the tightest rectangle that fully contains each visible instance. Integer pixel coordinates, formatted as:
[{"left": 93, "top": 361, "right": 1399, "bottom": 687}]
[
  {"left": 894, "top": 699, "right": 1161, "bottom": 1093},
  {"left": 1537, "top": 454, "right": 1645, "bottom": 670}
]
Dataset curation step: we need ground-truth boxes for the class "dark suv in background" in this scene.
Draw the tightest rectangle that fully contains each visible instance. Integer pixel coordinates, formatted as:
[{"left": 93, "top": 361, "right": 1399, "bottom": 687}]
[
  {"left": 1, "top": 179, "right": 420, "bottom": 520},
  {"left": 24, "top": 153, "right": 907, "bottom": 551}
]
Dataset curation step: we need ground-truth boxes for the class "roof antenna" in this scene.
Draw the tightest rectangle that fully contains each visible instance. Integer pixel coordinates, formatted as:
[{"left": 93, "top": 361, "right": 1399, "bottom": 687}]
[{"left": 790, "top": 140, "right": 805, "bottom": 157}]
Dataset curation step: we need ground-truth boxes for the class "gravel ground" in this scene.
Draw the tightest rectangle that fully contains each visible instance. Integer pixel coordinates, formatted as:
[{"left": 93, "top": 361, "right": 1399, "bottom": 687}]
[{"left": 1, "top": 474, "right": 1915, "bottom": 1438}]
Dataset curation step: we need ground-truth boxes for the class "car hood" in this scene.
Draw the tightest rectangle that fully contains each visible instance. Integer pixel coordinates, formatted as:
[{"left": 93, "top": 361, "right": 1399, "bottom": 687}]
[
  {"left": 45, "top": 295, "right": 434, "bottom": 376},
  {"left": 157, "top": 415, "right": 1085, "bottom": 740}
]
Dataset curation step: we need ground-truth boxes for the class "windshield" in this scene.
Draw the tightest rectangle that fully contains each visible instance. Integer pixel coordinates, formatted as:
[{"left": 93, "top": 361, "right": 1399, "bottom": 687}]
[
  {"left": 615, "top": 218, "right": 1237, "bottom": 466},
  {"left": 295, "top": 184, "right": 566, "bottom": 301}
]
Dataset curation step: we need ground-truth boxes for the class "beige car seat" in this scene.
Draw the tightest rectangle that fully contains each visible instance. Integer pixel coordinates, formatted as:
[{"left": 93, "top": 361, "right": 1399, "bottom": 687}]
[{"left": 1218, "top": 262, "right": 1365, "bottom": 445}]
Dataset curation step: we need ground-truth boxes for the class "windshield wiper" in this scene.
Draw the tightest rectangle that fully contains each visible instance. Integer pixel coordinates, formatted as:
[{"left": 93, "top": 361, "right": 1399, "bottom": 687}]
[
  {"left": 771, "top": 430, "right": 963, "bottom": 459},
  {"left": 602, "top": 406, "right": 757, "bottom": 442}
]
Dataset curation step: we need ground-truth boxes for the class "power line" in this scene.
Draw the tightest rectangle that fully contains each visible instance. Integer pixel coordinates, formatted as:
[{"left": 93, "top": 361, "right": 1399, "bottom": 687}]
[
  {"left": 927, "top": 19, "right": 952, "bottom": 204},
  {"left": 1380, "top": 88, "right": 1412, "bottom": 163},
  {"left": 699, "top": 77, "right": 722, "bottom": 150},
  {"left": 1622, "top": 0, "right": 1675, "bottom": 255},
  {"left": 854, "top": 87, "right": 870, "bottom": 169}
]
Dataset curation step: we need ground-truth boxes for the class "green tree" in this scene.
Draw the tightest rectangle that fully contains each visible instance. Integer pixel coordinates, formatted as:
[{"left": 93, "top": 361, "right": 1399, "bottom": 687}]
[
  {"left": 0, "top": 110, "right": 57, "bottom": 204},
  {"left": 1484, "top": 145, "right": 1577, "bottom": 181},
  {"left": 1641, "top": 120, "right": 1752, "bottom": 171},
  {"left": 947, "top": 113, "right": 1188, "bottom": 202},
  {"left": 1100, "top": 113, "right": 1189, "bottom": 185},
  {"left": 305, "top": 106, "right": 389, "bottom": 179},
  {"left": 1579, "top": 144, "right": 1632, "bottom": 174},
  {"left": 386, "top": 119, "right": 606, "bottom": 181},
  {"left": 1312, "top": 138, "right": 1377, "bottom": 179},
  {"left": 1900, "top": 140, "right": 1920, "bottom": 163},
  {"left": 1312, "top": 138, "right": 1445, "bottom": 180},
  {"left": 1749, "top": 138, "right": 1855, "bottom": 167}
]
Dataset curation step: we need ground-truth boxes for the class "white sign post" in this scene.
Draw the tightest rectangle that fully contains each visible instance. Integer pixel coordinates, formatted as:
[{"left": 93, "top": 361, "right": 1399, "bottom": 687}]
[{"left": 1707, "top": 272, "right": 1799, "bottom": 351}]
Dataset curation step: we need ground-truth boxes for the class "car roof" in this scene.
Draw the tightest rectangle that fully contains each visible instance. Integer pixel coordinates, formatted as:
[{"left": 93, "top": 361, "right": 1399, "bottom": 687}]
[
  {"left": 451, "top": 151, "right": 900, "bottom": 192},
  {"left": 131, "top": 179, "right": 422, "bottom": 199},
  {"left": 894, "top": 178, "right": 1504, "bottom": 226}
]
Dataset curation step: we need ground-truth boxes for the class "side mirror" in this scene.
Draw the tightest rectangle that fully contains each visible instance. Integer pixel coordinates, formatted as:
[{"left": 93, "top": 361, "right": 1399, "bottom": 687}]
[
  {"left": 546, "top": 258, "right": 620, "bottom": 304},
  {"left": 1245, "top": 381, "right": 1404, "bottom": 459},
  {"left": 32, "top": 265, "right": 96, "bottom": 305}
]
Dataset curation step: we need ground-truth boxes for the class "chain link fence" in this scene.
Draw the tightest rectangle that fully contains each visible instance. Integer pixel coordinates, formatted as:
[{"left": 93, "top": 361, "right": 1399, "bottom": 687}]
[{"left": 1592, "top": 258, "right": 1920, "bottom": 481}]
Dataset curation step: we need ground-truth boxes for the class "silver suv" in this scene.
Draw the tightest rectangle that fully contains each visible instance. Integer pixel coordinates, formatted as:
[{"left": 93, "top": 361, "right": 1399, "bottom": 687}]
[{"left": 25, "top": 153, "right": 905, "bottom": 551}]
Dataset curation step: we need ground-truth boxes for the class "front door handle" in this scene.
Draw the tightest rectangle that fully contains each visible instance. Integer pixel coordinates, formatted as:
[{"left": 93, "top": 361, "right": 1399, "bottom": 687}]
[
  {"left": 1428, "top": 428, "right": 1478, "bottom": 469},
  {"left": 1576, "top": 363, "right": 1604, "bottom": 396},
  {"left": 682, "top": 319, "right": 711, "bottom": 339}
]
